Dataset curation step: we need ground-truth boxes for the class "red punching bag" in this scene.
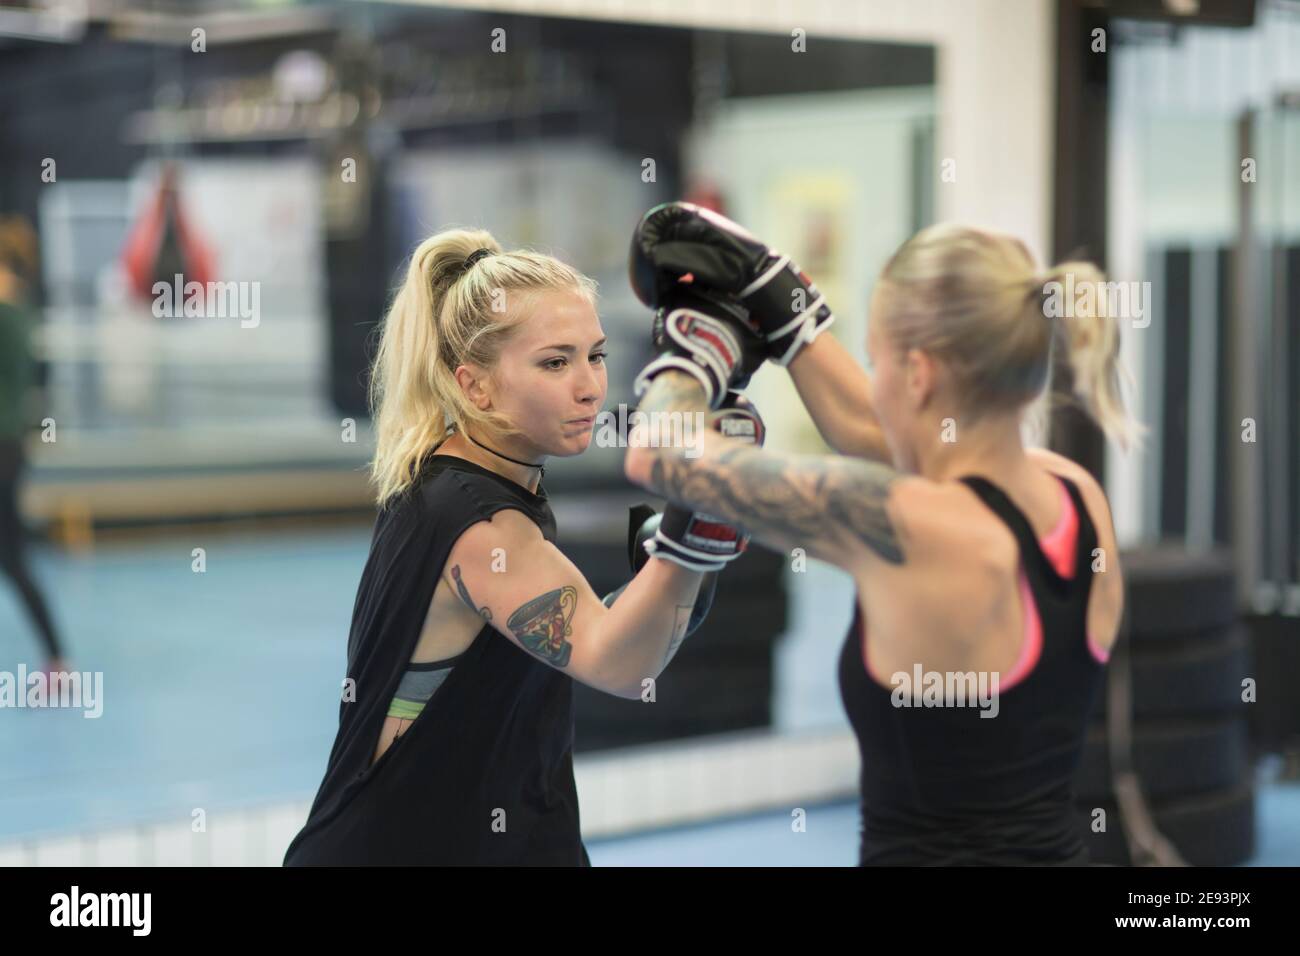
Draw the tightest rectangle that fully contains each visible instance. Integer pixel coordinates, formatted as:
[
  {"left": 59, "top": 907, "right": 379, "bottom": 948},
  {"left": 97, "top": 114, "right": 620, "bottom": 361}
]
[{"left": 121, "top": 163, "right": 216, "bottom": 307}]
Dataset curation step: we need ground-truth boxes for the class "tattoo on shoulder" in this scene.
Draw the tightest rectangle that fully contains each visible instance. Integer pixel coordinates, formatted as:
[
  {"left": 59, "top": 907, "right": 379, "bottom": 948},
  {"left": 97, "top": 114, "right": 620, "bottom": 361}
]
[
  {"left": 507, "top": 586, "right": 577, "bottom": 667},
  {"left": 451, "top": 565, "right": 492, "bottom": 621}
]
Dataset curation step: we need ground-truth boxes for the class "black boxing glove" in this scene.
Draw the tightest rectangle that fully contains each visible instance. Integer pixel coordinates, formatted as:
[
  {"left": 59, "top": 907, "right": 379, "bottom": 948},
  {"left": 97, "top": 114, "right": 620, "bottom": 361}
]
[
  {"left": 601, "top": 504, "right": 656, "bottom": 608},
  {"left": 640, "top": 391, "right": 766, "bottom": 570},
  {"left": 605, "top": 393, "right": 764, "bottom": 624},
  {"left": 629, "top": 201, "right": 835, "bottom": 367},
  {"left": 646, "top": 503, "right": 743, "bottom": 573},
  {"left": 632, "top": 285, "right": 766, "bottom": 410},
  {"left": 602, "top": 504, "right": 720, "bottom": 639}
]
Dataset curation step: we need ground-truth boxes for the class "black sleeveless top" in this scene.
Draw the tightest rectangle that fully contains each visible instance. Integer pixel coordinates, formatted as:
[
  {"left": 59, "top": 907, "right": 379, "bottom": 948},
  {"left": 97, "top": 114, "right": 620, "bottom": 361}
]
[
  {"left": 283, "top": 453, "right": 589, "bottom": 866},
  {"left": 837, "top": 473, "right": 1102, "bottom": 866}
]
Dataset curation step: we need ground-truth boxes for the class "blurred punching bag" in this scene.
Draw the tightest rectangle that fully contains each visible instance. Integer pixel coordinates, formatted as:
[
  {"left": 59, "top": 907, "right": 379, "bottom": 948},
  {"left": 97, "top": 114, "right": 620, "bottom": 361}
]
[{"left": 121, "top": 162, "right": 215, "bottom": 307}]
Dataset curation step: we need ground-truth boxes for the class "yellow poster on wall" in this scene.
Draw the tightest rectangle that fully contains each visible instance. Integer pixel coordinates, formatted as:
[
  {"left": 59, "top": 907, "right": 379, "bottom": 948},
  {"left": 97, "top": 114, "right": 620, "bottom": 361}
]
[
  {"left": 750, "top": 172, "right": 855, "bottom": 454},
  {"left": 765, "top": 172, "right": 851, "bottom": 327}
]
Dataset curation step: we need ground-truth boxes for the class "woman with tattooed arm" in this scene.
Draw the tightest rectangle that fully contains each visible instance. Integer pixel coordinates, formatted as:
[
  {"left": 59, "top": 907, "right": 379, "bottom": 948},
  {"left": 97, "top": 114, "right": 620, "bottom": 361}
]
[
  {"left": 285, "top": 231, "right": 755, "bottom": 866},
  {"left": 623, "top": 202, "right": 1141, "bottom": 866}
]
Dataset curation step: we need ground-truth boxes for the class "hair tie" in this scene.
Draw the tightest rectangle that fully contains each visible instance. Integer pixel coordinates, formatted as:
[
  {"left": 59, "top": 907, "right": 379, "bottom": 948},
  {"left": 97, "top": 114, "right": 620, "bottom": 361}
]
[
  {"left": 445, "top": 247, "right": 494, "bottom": 288},
  {"left": 464, "top": 248, "right": 494, "bottom": 269}
]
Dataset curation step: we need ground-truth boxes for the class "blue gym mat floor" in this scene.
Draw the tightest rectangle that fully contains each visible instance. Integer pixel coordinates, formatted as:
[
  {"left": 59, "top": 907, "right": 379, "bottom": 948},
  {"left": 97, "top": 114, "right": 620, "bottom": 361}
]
[{"left": 1, "top": 523, "right": 1295, "bottom": 865}]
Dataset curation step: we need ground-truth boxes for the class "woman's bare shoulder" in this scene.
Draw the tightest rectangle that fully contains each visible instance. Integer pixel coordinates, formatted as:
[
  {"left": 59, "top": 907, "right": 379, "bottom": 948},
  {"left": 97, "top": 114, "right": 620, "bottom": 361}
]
[{"left": 1025, "top": 447, "right": 1103, "bottom": 497}]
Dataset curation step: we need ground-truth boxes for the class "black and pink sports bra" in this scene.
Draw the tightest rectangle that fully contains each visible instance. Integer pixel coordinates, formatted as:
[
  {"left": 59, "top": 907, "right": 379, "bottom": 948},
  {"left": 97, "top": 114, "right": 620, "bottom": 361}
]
[{"left": 837, "top": 473, "right": 1106, "bottom": 866}]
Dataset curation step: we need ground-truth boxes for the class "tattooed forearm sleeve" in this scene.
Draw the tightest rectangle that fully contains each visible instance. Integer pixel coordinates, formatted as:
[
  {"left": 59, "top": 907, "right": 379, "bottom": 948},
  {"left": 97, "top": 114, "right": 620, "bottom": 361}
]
[
  {"left": 640, "top": 403, "right": 906, "bottom": 566},
  {"left": 633, "top": 370, "right": 905, "bottom": 565}
]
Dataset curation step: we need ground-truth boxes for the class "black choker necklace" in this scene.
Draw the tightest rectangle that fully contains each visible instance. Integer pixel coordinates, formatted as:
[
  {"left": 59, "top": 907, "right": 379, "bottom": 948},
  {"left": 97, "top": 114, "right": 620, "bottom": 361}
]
[{"left": 463, "top": 430, "right": 544, "bottom": 480}]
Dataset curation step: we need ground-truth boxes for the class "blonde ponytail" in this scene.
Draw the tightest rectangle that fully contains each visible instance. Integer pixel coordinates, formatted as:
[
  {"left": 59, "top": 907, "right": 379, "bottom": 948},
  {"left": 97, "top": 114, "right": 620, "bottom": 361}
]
[
  {"left": 1038, "top": 261, "right": 1146, "bottom": 453},
  {"left": 877, "top": 223, "right": 1144, "bottom": 453},
  {"left": 368, "top": 228, "right": 597, "bottom": 508}
]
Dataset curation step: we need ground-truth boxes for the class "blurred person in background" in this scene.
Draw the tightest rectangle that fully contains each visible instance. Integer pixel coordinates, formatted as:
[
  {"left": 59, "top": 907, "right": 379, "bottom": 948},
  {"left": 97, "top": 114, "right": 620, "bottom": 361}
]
[{"left": 0, "top": 214, "right": 68, "bottom": 680}]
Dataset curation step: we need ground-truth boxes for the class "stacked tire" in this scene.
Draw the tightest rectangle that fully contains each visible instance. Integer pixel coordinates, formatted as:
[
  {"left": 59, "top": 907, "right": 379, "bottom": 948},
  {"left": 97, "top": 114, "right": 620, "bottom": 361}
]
[
  {"left": 1074, "top": 548, "right": 1256, "bottom": 865},
  {"left": 561, "top": 530, "right": 787, "bottom": 753}
]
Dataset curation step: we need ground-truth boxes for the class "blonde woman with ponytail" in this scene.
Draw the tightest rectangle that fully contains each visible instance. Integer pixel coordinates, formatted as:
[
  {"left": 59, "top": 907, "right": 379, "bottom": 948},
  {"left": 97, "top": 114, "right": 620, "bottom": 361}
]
[
  {"left": 624, "top": 207, "right": 1144, "bottom": 865},
  {"left": 285, "top": 228, "right": 755, "bottom": 866}
]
